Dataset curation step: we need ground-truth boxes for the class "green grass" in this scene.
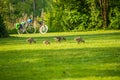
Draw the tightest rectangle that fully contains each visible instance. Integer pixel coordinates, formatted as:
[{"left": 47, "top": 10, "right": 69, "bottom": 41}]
[{"left": 0, "top": 30, "right": 120, "bottom": 80}]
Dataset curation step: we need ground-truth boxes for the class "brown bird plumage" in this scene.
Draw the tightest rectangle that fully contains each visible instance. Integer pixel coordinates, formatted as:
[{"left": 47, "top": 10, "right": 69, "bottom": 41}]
[
  {"left": 43, "top": 40, "right": 50, "bottom": 45},
  {"left": 74, "top": 37, "right": 85, "bottom": 44},
  {"left": 26, "top": 37, "right": 36, "bottom": 44},
  {"left": 54, "top": 36, "right": 66, "bottom": 42}
]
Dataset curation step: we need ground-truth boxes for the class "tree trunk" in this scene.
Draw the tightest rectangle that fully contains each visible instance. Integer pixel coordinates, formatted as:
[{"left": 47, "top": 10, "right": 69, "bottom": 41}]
[
  {"left": 33, "top": 0, "right": 36, "bottom": 21},
  {"left": 99, "top": 0, "right": 108, "bottom": 29}
]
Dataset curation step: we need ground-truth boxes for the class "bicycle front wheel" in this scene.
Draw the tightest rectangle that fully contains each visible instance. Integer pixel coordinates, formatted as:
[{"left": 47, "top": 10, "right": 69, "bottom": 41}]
[
  {"left": 17, "top": 28, "right": 26, "bottom": 34},
  {"left": 26, "top": 26, "right": 36, "bottom": 34}
]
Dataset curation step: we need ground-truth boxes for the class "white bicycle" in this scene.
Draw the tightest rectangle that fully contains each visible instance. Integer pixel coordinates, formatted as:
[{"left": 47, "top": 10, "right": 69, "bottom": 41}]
[{"left": 39, "top": 21, "right": 48, "bottom": 34}]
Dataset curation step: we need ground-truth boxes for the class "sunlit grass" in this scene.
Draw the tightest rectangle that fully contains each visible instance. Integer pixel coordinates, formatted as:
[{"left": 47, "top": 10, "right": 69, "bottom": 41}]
[
  {"left": 0, "top": 30, "right": 120, "bottom": 80},
  {"left": 56, "top": 76, "right": 120, "bottom": 80}
]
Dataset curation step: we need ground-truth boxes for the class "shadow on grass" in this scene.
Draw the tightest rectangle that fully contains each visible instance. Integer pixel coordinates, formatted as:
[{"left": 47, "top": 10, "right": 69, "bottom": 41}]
[
  {"left": 0, "top": 47, "right": 120, "bottom": 80},
  {"left": 9, "top": 30, "right": 120, "bottom": 38}
]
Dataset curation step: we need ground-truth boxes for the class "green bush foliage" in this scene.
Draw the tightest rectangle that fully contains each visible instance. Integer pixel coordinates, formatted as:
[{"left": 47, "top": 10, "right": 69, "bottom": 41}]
[
  {"left": 109, "top": 7, "right": 120, "bottom": 29},
  {"left": 0, "top": 0, "right": 120, "bottom": 33},
  {"left": 0, "top": 14, "right": 9, "bottom": 37}
]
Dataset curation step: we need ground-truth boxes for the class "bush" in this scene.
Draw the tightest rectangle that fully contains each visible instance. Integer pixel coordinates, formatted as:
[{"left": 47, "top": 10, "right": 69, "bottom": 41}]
[
  {"left": 108, "top": 7, "right": 120, "bottom": 29},
  {"left": 0, "top": 14, "right": 9, "bottom": 37}
]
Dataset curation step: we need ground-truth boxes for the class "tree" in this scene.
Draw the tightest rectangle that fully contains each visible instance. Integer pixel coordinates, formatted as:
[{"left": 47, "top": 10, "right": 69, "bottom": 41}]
[
  {"left": 99, "top": 0, "right": 108, "bottom": 28},
  {"left": 0, "top": 14, "right": 9, "bottom": 37},
  {"left": 1, "top": 0, "right": 120, "bottom": 33}
]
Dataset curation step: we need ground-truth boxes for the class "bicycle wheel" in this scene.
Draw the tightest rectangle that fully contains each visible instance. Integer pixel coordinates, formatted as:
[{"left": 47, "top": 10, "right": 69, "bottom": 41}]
[
  {"left": 39, "top": 25, "right": 48, "bottom": 34},
  {"left": 26, "top": 25, "right": 36, "bottom": 34}
]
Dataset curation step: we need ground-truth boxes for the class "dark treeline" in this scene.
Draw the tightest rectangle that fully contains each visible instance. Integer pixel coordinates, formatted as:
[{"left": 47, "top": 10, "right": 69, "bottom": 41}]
[{"left": 0, "top": 0, "right": 120, "bottom": 33}]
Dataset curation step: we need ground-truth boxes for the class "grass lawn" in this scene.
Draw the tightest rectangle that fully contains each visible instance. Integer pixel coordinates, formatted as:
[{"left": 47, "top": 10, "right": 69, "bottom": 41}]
[{"left": 0, "top": 30, "right": 120, "bottom": 80}]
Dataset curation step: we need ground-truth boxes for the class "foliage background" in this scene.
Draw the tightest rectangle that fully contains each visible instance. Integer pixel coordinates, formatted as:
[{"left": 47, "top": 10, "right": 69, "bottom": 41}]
[{"left": 0, "top": 0, "right": 120, "bottom": 33}]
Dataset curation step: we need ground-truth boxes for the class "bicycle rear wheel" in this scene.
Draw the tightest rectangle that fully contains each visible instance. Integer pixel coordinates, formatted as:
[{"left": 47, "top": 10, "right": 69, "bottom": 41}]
[{"left": 26, "top": 26, "right": 36, "bottom": 34}]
